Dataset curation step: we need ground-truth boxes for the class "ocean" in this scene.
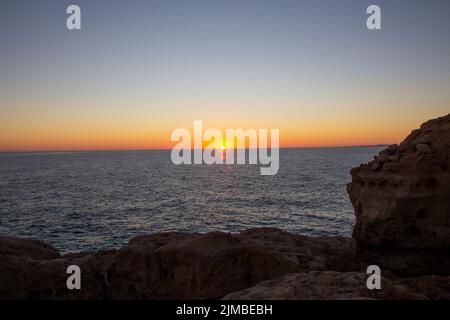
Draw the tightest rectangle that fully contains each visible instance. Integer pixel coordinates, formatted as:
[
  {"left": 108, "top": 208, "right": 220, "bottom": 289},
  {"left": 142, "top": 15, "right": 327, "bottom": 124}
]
[{"left": 0, "top": 147, "right": 383, "bottom": 253}]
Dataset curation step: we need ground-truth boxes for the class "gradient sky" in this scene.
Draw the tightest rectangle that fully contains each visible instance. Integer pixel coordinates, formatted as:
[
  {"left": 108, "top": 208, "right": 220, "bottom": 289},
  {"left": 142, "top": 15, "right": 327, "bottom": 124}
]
[{"left": 1, "top": 0, "right": 449, "bottom": 151}]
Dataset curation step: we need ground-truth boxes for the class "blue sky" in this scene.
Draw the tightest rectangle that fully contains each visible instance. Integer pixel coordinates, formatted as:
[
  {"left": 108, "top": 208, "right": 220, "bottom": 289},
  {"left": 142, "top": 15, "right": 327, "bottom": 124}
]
[{"left": 1, "top": 0, "right": 449, "bottom": 150}]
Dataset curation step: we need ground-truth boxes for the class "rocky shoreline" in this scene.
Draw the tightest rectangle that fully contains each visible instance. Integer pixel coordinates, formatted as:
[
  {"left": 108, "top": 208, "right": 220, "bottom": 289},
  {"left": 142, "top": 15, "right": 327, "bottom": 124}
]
[{"left": 1, "top": 114, "right": 449, "bottom": 300}]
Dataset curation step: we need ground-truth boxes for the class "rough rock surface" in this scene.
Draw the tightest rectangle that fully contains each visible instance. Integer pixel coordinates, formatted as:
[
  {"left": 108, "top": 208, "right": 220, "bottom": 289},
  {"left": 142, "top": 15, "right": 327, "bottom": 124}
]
[
  {"left": 398, "top": 275, "right": 450, "bottom": 300},
  {"left": 354, "top": 246, "right": 450, "bottom": 277},
  {"left": 0, "top": 236, "right": 60, "bottom": 260},
  {"left": 0, "top": 229, "right": 355, "bottom": 299},
  {"left": 348, "top": 114, "right": 450, "bottom": 250},
  {"left": 223, "top": 271, "right": 426, "bottom": 300}
]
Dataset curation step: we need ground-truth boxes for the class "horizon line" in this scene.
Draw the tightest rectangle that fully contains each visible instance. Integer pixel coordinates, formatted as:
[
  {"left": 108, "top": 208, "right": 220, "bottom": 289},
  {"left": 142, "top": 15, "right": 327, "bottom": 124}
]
[{"left": 0, "top": 144, "right": 391, "bottom": 154}]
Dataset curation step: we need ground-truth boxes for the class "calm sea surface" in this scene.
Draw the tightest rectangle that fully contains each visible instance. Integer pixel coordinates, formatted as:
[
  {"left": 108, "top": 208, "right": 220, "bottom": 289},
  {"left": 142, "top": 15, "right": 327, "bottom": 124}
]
[{"left": 0, "top": 147, "right": 382, "bottom": 252}]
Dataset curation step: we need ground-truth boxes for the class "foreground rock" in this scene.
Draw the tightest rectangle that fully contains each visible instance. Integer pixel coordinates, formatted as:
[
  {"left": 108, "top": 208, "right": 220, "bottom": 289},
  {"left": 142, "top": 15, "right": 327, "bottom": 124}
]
[
  {"left": 0, "top": 228, "right": 355, "bottom": 299},
  {"left": 223, "top": 271, "right": 426, "bottom": 300},
  {"left": 1, "top": 228, "right": 448, "bottom": 300},
  {"left": 398, "top": 275, "right": 450, "bottom": 300},
  {"left": 348, "top": 114, "right": 450, "bottom": 276}
]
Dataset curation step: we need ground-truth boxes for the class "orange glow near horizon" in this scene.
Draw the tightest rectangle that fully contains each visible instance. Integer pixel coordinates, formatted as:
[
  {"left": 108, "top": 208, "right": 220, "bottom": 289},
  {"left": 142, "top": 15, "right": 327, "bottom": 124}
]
[
  {"left": 0, "top": 116, "right": 428, "bottom": 152},
  {"left": 2, "top": 1, "right": 450, "bottom": 153},
  {"left": 1, "top": 102, "right": 448, "bottom": 152}
]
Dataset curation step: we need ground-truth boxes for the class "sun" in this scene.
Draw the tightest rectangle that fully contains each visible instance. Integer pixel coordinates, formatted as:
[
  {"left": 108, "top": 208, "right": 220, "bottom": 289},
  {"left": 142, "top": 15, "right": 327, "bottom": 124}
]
[{"left": 220, "top": 145, "right": 226, "bottom": 150}]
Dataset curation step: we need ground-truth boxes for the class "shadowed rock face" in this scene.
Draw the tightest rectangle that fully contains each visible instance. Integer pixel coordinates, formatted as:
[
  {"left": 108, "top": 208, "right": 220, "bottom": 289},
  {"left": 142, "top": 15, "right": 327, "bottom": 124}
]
[
  {"left": 223, "top": 272, "right": 450, "bottom": 300},
  {"left": 0, "top": 229, "right": 355, "bottom": 299},
  {"left": 110, "top": 229, "right": 355, "bottom": 299},
  {"left": 223, "top": 271, "right": 427, "bottom": 300},
  {"left": 348, "top": 114, "right": 450, "bottom": 250},
  {"left": 3, "top": 229, "right": 447, "bottom": 300}
]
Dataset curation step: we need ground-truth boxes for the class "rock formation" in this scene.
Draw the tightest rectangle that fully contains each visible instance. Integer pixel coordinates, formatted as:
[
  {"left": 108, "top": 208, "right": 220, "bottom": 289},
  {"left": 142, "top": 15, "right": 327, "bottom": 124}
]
[
  {"left": 348, "top": 114, "right": 450, "bottom": 250},
  {"left": 2, "top": 228, "right": 448, "bottom": 300},
  {"left": 223, "top": 271, "right": 427, "bottom": 300},
  {"left": 0, "top": 229, "right": 355, "bottom": 299}
]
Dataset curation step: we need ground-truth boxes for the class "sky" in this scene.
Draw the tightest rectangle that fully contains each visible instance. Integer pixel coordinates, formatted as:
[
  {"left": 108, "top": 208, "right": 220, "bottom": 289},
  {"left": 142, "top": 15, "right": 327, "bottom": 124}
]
[{"left": 1, "top": 0, "right": 449, "bottom": 151}]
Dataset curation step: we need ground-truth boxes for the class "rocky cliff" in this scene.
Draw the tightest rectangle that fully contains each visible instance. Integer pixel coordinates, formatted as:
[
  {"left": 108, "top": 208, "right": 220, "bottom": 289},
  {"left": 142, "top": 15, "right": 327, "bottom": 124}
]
[{"left": 348, "top": 114, "right": 450, "bottom": 250}]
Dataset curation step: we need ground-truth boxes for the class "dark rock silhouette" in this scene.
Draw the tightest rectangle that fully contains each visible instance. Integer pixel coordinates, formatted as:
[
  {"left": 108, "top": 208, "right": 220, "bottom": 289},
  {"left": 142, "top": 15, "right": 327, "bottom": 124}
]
[
  {"left": 348, "top": 114, "right": 450, "bottom": 250},
  {"left": 348, "top": 114, "right": 450, "bottom": 277},
  {"left": 0, "top": 229, "right": 354, "bottom": 299},
  {"left": 223, "top": 271, "right": 427, "bottom": 300}
]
